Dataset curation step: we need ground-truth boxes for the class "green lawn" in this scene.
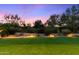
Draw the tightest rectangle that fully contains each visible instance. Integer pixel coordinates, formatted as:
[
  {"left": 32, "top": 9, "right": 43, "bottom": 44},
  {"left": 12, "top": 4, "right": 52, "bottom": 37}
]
[{"left": 0, "top": 37, "right": 79, "bottom": 55}]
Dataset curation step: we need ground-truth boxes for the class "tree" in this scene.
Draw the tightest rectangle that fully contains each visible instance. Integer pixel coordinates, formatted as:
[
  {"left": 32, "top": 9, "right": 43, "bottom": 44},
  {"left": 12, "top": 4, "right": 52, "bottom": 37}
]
[
  {"left": 0, "top": 23, "right": 20, "bottom": 35},
  {"left": 46, "top": 15, "right": 59, "bottom": 27},
  {"left": 61, "top": 13, "right": 70, "bottom": 34},
  {"left": 61, "top": 13, "right": 67, "bottom": 23},
  {"left": 44, "top": 26, "right": 53, "bottom": 35},
  {"left": 46, "top": 14, "right": 62, "bottom": 34},
  {"left": 71, "top": 5, "right": 77, "bottom": 16},
  {"left": 4, "top": 14, "right": 21, "bottom": 24},
  {"left": 65, "top": 5, "right": 77, "bottom": 33},
  {"left": 25, "top": 23, "right": 33, "bottom": 33},
  {"left": 1, "top": 14, "right": 21, "bottom": 36},
  {"left": 33, "top": 20, "right": 45, "bottom": 33},
  {"left": 71, "top": 5, "right": 77, "bottom": 32},
  {"left": 66, "top": 8, "right": 71, "bottom": 16},
  {"left": 65, "top": 8, "right": 71, "bottom": 25}
]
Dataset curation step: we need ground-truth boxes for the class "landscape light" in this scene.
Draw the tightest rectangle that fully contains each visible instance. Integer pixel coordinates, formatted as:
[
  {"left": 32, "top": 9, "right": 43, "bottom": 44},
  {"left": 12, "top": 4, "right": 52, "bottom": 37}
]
[
  {"left": 0, "top": 30, "right": 3, "bottom": 32},
  {"left": 48, "top": 34, "right": 55, "bottom": 38},
  {"left": 54, "top": 25, "right": 60, "bottom": 27},
  {"left": 25, "top": 35, "right": 36, "bottom": 38},
  {"left": 4, "top": 35, "right": 16, "bottom": 38},
  {"left": 67, "top": 33, "right": 74, "bottom": 37}
]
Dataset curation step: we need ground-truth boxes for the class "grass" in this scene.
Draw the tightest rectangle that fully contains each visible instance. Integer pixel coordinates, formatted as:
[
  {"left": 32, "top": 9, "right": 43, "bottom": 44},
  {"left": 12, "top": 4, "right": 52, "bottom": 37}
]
[{"left": 0, "top": 37, "right": 79, "bottom": 54}]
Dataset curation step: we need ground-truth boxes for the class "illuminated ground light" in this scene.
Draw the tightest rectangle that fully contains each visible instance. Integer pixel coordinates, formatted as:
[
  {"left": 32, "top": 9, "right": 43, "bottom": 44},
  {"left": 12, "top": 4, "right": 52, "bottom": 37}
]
[
  {"left": 4, "top": 35, "right": 16, "bottom": 38},
  {"left": 0, "top": 29, "right": 3, "bottom": 32},
  {"left": 25, "top": 35, "right": 36, "bottom": 38},
  {"left": 48, "top": 34, "right": 55, "bottom": 38},
  {"left": 67, "top": 33, "right": 74, "bottom": 37}
]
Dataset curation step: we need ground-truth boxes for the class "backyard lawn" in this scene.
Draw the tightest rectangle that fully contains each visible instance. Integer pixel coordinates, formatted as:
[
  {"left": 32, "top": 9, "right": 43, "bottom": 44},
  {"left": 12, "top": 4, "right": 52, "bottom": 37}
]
[{"left": 0, "top": 37, "right": 79, "bottom": 54}]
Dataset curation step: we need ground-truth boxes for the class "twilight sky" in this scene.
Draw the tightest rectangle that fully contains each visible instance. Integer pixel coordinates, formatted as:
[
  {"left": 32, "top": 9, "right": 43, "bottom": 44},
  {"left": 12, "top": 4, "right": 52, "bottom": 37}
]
[{"left": 0, "top": 4, "right": 76, "bottom": 24}]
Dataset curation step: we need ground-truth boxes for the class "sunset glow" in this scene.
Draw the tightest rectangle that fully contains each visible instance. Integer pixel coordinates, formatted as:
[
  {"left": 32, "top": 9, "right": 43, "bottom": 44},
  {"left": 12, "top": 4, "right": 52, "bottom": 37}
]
[{"left": 0, "top": 4, "right": 75, "bottom": 24}]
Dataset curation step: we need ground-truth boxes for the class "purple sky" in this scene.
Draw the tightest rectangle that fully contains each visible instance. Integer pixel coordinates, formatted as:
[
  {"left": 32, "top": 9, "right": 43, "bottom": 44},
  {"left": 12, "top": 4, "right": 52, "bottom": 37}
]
[{"left": 0, "top": 4, "right": 76, "bottom": 24}]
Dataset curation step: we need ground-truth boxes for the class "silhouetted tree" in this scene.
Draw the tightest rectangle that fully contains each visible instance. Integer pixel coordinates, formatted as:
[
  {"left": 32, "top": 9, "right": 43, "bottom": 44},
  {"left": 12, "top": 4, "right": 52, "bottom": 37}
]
[
  {"left": 33, "top": 20, "right": 45, "bottom": 33},
  {"left": 71, "top": 5, "right": 77, "bottom": 32},
  {"left": 4, "top": 14, "right": 21, "bottom": 24},
  {"left": 46, "top": 15, "right": 59, "bottom": 27}
]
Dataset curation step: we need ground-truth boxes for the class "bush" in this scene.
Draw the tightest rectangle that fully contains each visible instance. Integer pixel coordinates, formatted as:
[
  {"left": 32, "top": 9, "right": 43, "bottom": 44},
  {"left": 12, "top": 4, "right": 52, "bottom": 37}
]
[
  {"left": 0, "top": 30, "right": 9, "bottom": 37},
  {"left": 44, "top": 26, "right": 53, "bottom": 35},
  {"left": 7, "top": 27, "right": 18, "bottom": 34},
  {"left": 62, "top": 29, "right": 72, "bottom": 35}
]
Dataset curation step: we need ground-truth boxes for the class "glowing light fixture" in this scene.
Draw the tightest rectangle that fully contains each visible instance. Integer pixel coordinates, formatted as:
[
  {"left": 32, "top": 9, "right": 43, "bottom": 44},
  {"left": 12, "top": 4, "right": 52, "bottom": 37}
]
[
  {"left": 25, "top": 34, "right": 36, "bottom": 38},
  {"left": 48, "top": 34, "right": 55, "bottom": 38},
  {"left": 0, "top": 30, "right": 3, "bottom": 32},
  {"left": 67, "top": 33, "right": 74, "bottom": 37}
]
